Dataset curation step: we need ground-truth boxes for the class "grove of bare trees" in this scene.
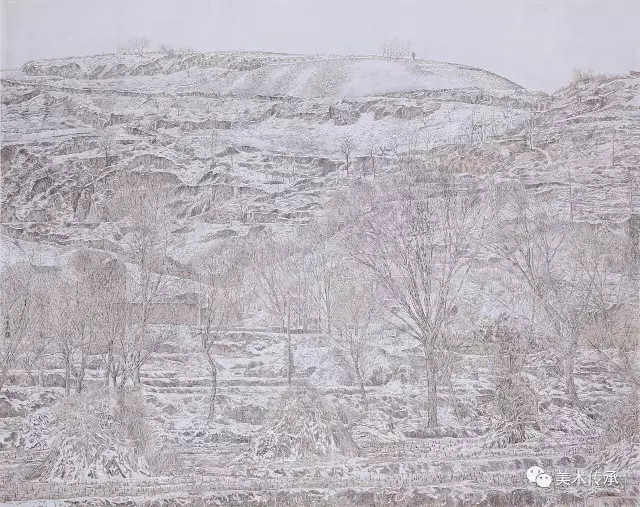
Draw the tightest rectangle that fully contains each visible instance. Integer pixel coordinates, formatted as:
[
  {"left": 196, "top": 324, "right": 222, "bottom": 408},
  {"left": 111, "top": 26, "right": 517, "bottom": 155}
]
[
  {"left": 0, "top": 157, "right": 637, "bottom": 448},
  {"left": 119, "top": 37, "right": 151, "bottom": 56},
  {"left": 380, "top": 37, "right": 413, "bottom": 60}
]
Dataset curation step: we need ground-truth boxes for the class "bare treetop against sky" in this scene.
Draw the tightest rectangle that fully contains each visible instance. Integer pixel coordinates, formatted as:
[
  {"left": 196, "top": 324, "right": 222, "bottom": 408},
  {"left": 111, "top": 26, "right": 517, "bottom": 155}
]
[{"left": 1, "top": 0, "right": 639, "bottom": 91}]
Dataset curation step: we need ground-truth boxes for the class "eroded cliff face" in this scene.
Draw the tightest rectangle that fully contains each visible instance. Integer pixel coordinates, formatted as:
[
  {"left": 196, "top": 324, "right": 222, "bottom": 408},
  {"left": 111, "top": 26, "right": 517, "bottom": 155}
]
[{"left": 3, "top": 52, "right": 638, "bottom": 260}]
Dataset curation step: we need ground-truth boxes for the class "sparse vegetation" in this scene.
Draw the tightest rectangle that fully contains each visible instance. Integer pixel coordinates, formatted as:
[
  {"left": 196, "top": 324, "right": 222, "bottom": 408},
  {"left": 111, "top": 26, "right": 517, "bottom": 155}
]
[
  {"left": 1, "top": 49, "right": 638, "bottom": 505},
  {"left": 119, "top": 37, "right": 151, "bottom": 56},
  {"left": 380, "top": 37, "right": 413, "bottom": 59}
]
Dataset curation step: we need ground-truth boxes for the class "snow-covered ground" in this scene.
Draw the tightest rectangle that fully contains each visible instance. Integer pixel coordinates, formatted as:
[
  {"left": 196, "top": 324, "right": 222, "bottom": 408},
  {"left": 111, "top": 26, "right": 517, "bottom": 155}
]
[{"left": 1, "top": 51, "right": 639, "bottom": 506}]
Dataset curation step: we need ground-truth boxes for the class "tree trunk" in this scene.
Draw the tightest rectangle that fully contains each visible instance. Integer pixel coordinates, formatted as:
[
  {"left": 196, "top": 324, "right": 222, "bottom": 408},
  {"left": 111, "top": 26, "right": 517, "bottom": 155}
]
[
  {"left": 286, "top": 301, "right": 293, "bottom": 386},
  {"left": 207, "top": 359, "right": 217, "bottom": 424},
  {"left": 119, "top": 357, "right": 130, "bottom": 389},
  {"left": 37, "top": 361, "right": 44, "bottom": 388},
  {"left": 64, "top": 361, "right": 71, "bottom": 397},
  {"left": 0, "top": 366, "right": 9, "bottom": 393},
  {"left": 424, "top": 351, "right": 438, "bottom": 428},
  {"left": 111, "top": 364, "right": 119, "bottom": 389},
  {"left": 76, "top": 351, "right": 86, "bottom": 393},
  {"left": 132, "top": 351, "right": 141, "bottom": 387},
  {"left": 104, "top": 352, "right": 112, "bottom": 387},
  {"left": 448, "top": 372, "right": 462, "bottom": 424},
  {"left": 564, "top": 343, "right": 580, "bottom": 407},
  {"left": 355, "top": 364, "right": 368, "bottom": 410},
  {"left": 23, "top": 359, "right": 36, "bottom": 386}
]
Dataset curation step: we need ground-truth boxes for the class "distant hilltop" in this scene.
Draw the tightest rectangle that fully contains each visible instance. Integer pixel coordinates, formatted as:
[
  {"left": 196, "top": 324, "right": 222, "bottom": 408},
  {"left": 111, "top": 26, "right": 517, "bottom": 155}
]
[{"left": 15, "top": 51, "right": 524, "bottom": 98}]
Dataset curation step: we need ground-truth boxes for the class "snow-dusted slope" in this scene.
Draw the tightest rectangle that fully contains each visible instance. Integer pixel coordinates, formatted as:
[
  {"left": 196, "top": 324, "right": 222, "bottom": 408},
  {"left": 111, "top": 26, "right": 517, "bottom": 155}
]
[
  {"left": 14, "top": 52, "right": 522, "bottom": 98},
  {"left": 1, "top": 51, "right": 639, "bottom": 506},
  {"left": 2, "top": 52, "right": 638, "bottom": 263},
  {"left": 215, "top": 57, "right": 523, "bottom": 98}
]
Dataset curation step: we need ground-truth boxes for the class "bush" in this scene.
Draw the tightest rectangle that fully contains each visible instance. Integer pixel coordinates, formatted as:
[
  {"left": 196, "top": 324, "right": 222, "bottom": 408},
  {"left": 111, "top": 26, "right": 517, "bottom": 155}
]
[
  {"left": 571, "top": 68, "right": 595, "bottom": 87},
  {"left": 251, "top": 386, "right": 359, "bottom": 460},
  {"left": 602, "top": 391, "right": 639, "bottom": 444},
  {"left": 27, "top": 388, "right": 177, "bottom": 480},
  {"left": 159, "top": 44, "right": 176, "bottom": 57},
  {"left": 27, "top": 388, "right": 149, "bottom": 480},
  {"left": 590, "top": 392, "right": 639, "bottom": 472}
]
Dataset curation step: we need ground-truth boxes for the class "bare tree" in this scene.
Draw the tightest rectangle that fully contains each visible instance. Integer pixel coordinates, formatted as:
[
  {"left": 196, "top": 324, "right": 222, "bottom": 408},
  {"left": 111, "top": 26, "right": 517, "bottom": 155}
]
[
  {"left": 50, "top": 278, "right": 86, "bottom": 396},
  {"left": 349, "top": 173, "right": 485, "bottom": 427},
  {"left": 97, "top": 129, "right": 116, "bottom": 169},
  {"left": 124, "top": 37, "right": 150, "bottom": 56},
  {"left": 20, "top": 310, "right": 51, "bottom": 387},
  {"left": 196, "top": 242, "right": 248, "bottom": 422},
  {"left": 197, "top": 130, "right": 218, "bottom": 169},
  {"left": 338, "top": 135, "right": 356, "bottom": 177},
  {"left": 68, "top": 250, "right": 127, "bottom": 392},
  {"left": 524, "top": 112, "right": 537, "bottom": 150},
  {"left": 332, "top": 273, "right": 379, "bottom": 409},
  {"left": 107, "top": 173, "right": 175, "bottom": 387},
  {"left": 405, "top": 125, "right": 423, "bottom": 167},
  {"left": 491, "top": 188, "right": 632, "bottom": 408},
  {"left": 12, "top": 270, "right": 51, "bottom": 388},
  {"left": 307, "top": 241, "right": 338, "bottom": 334},
  {"left": 249, "top": 233, "right": 303, "bottom": 385},
  {"left": 380, "top": 37, "right": 413, "bottom": 59},
  {"left": 100, "top": 292, "right": 128, "bottom": 390},
  {"left": 209, "top": 130, "right": 219, "bottom": 168},
  {"left": 47, "top": 254, "right": 110, "bottom": 395},
  {"left": 478, "top": 316, "right": 538, "bottom": 446},
  {"left": 158, "top": 44, "right": 176, "bottom": 56},
  {"left": 460, "top": 107, "right": 484, "bottom": 147},
  {"left": 0, "top": 263, "right": 40, "bottom": 392},
  {"left": 571, "top": 68, "right": 595, "bottom": 90},
  {"left": 576, "top": 223, "right": 638, "bottom": 393},
  {"left": 491, "top": 192, "right": 578, "bottom": 405},
  {"left": 198, "top": 289, "right": 227, "bottom": 424},
  {"left": 366, "top": 132, "right": 378, "bottom": 179},
  {"left": 418, "top": 119, "right": 434, "bottom": 154},
  {"left": 387, "top": 124, "right": 419, "bottom": 166}
]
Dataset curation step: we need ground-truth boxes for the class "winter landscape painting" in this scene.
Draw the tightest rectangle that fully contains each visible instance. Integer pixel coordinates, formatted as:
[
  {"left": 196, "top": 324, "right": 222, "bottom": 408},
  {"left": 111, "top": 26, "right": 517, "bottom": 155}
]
[{"left": 0, "top": 1, "right": 639, "bottom": 505}]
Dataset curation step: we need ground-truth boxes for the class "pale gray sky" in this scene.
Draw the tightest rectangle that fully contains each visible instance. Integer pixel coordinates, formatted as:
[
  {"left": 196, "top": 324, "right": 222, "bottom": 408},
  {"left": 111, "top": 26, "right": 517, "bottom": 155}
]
[{"left": 1, "top": 0, "right": 639, "bottom": 92}]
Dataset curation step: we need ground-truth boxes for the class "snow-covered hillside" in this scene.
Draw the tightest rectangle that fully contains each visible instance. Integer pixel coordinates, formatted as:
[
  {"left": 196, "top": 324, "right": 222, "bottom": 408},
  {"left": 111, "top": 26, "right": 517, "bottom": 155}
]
[
  {"left": 1, "top": 51, "right": 639, "bottom": 506},
  {"left": 13, "top": 51, "right": 522, "bottom": 97}
]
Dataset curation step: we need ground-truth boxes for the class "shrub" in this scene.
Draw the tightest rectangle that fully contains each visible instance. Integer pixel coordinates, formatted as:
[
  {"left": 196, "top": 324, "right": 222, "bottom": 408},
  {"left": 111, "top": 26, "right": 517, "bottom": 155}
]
[{"left": 251, "top": 386, "right": 359, "bottom": 460}]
